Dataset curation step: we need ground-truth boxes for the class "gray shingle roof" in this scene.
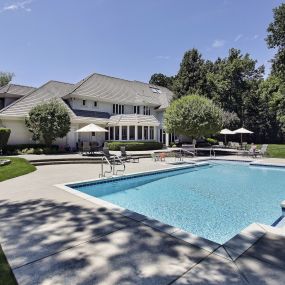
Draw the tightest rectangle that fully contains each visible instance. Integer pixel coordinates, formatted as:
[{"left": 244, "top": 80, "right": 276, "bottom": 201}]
[
  {"left": 109, "top": 114, "right": 160, "bottom": 126},
  {"left": 64, "top": 73, "right": 174, "bottom": 107},
  {"left": 0, "top": 84, "right": 36, "bottom": 97},
  {"left": 0, "top": 81, "right": 74, "bottom": 117}
]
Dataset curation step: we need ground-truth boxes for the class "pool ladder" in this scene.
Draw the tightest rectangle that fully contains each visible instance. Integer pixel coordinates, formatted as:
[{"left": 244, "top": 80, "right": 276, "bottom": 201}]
[{"left": 99, "top": 155, "right": 125, "bottom": 178}]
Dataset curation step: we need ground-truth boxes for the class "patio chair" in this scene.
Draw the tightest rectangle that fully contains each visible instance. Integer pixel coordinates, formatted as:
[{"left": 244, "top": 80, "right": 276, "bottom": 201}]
[
  {"left": 120, "top": 146, "right": 139, "bottom": 163},
  {"left": 102, "top": 147, "right": 113, "bottom": 159},
  {"left": 256, "top": 144, "right": 268, "bottom": 157},
  {"left": 82, "top": 141, "right": 91, "bottom": 155},
  {"left": 218, "top": 141, "right": 225, "bottom": 148},
  {"left": 151, "top": 153, "right": 159, "bottom": 162},
  {"left": 90, "top": 141, "right": 100, "bottom": 153}
]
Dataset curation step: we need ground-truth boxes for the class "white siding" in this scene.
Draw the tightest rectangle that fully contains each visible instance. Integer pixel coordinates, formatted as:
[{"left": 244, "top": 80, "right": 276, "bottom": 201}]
[{"left": 2, "top": 120, "right": 33, "bottom": 145}]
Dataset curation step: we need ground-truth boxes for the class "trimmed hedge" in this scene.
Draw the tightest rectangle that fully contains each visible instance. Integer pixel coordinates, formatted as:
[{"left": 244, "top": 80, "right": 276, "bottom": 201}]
[
  {"left": 107, "top": 141, "right": 163, "bottom": 151},
  {"left": 3, "top": 144, "right": 59, "bottom": 155},
  {"left": 0, "top": 128, "right": 11, "bottom": 153}
]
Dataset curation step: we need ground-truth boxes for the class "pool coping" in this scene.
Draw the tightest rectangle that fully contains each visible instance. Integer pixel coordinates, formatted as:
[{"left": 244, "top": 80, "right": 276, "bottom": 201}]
[{"left": 55, "top": 158, "right": 285, "bottom": 258}]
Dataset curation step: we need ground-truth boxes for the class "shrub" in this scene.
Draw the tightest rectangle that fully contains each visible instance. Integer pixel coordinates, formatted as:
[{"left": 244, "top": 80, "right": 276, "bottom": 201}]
[
  {"left": 25, "top": 99, "right": 70, "bottom": 147},
  {"left": 107, "top": 141, "right": 163, "bottom": 151},
  {"left": 0, "top": 128, "right": 11, "bottom": 154},
  {"left": 206, "top": 138, "right": 218, "bottom": 145},
  {"left": 3, "top": 144, "right": 58, "bottom": 155}
]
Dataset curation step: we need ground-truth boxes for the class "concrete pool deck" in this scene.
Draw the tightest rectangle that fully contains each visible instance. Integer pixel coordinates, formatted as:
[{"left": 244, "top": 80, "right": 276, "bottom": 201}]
[{"left": 1, "top": 157, "right": 285, "bottom": 284}]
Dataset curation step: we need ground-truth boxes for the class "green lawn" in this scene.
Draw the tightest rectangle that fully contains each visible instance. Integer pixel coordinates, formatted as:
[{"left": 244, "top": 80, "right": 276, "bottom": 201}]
[
  {"left": 257, "top": 144, "right": 285, "bottom": 158},
  {"left": 0, "top": 157, "right": 35, "bottom": 284},
  {"left": 0, "top": 245, "right": 17, "bottom": 285},
  {"left": 0, "top": 157, "right": 36, "bottom": 182}
]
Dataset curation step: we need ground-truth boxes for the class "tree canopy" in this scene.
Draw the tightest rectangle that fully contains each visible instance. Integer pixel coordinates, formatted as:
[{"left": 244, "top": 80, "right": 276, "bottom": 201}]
[
  {"left": 149, "top": 3, "right": 285, "bottom": 143},
  {"left": 266, "top": 3, "right": 285, "bottom": 77},
  {"left": 0, "top": 72, "right": 14, "bottom": 87},
  {"left": 164, "top": 94, "right": 223, "bottom": 138},
  {"left": 25, "top": 99, "right": 71, "bottom": 147}
]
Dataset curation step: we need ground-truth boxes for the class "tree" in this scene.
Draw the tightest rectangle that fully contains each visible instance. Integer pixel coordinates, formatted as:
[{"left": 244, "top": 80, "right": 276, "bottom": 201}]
[
  {"left": 221, "top": 111, "right": 240, "bottom": 130},
  {"left": 25, "top": 99, "right": 71, "bottom": 147},
  {"left": 0, "top": 72, "right": 14, "bottom": 87},
  {"left": 266, "top": 3, "right": 285, "bottom": 77},
  {"left": 0, "top": 128, "right": 11, "bottom": 154},
  {"left": 172, "top": 49, "right": 207, "bottom": 98},
  {"left": 164, "top": 94, "right": 223, "bottom": 138},
  {"left": 149, "top": 73, "right": 174, "bottom": 89}
]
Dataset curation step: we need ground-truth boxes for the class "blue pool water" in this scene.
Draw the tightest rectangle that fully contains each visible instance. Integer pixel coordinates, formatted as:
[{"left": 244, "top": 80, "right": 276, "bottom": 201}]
[{"left": 70, "top": 162, "right": 285, "bottom": 243}]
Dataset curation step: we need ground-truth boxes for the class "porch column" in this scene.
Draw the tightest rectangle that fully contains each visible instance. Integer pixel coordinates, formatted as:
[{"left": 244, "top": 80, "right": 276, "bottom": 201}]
[
  {"left": 135, "top": 125, "right": 138, "bottom": 141},
  {"left": 142, "top": 126, "right": 145, "bottom": 140},
  {"left": 119, "top": 126, "right": 122, "bottom": 141},
  {"left": 165, "top": 132, "right": 170, "bottom": 147},
  {"left": 154, "top": 127, "right": 158, "bottom": 141},
  {"left": 147, "top": 126, "right": 150, "bottom": 141},
  {"left": 127, "top": 126, "right": 130, "bottom": 141}
]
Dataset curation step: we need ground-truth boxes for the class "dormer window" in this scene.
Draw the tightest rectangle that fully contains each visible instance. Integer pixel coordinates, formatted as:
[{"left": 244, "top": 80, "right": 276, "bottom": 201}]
[
  {"left": 82, "top": 100, "right": 86, "bottom": 106},
  {"left": 143, "top": 106, "right": 151, "bottom": 115},
  {"left": 134, "top": 106, "right": 140, "bottom": 114},
  {"left": 150, "top": 87, "right": 162, "bottom": 94},
  {"left": 113, "top": 104, "right": 124, "bottom": 114}
]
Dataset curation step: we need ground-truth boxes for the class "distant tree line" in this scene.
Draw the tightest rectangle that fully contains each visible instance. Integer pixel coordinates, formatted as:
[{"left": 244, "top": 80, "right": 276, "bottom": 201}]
[{"left": 150, "top": 3, "right": 285, "bottom": 143}]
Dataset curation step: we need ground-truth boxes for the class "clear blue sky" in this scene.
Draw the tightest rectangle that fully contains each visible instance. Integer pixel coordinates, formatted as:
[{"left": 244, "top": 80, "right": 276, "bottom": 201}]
[{"left": 0, "top": 0, "right": 283, "bottom": 87}]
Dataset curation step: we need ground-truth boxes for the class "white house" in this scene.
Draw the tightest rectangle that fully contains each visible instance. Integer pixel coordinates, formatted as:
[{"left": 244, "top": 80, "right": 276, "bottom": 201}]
[{"left": 0, "top": 73, "right": 177, "bottom": 148}]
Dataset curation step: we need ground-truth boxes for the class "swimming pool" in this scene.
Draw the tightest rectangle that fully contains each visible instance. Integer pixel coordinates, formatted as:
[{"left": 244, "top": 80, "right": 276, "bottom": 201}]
[{"left": 68, "top": 161, "right": 285, "bottom": 244}]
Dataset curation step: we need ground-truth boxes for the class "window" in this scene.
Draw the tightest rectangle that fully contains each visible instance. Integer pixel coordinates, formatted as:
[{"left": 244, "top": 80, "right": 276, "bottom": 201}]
[
  {"left": 138, "top": 126, "right": 142, "bottom": 140},
  {"left": 150, "top": 87, "right": 162, "bottom": 94},
  {"left": 113, "top": 104, "right": 125, "bottom": 114},
  {"left": 144, "top": 126, "right": 149, "bottom": 140},
  {"left": 134, "top": 106, "right": 140, "bottom": 114},
  {"left": 115, "top": 126, "right": 119, "bottom": 140},
  {"left": 129, "top": 126, "right": 135, "bottom": 140},
  {"left": 149, "top": 127, "right": 154, "bottom": 140},
  {"left": 82, "top": 100, "right": 86, "bottom": 106},
  {"left": 105, "top": 127, "right": 109, "bottom": 140},
  {"left": 143, "top": 106, "right": 151, "bottom": 115},
  {"left": 122, "top": 126, "right": 128, "bottom": 140},
  {"left": 110, "top": 127, "right": 114, "bottom": 140},
  {"left": 94, "top": 101, "right": 97, "bottom": 107}
]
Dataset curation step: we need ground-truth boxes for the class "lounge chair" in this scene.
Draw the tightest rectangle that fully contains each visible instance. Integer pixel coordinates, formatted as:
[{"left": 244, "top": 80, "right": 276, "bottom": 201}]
[
  {"left": 181, "top": 144, "right": 196, "bottom": 156},
  {"left": 120, "top": 146, "right": 139, "bottom": 163}
]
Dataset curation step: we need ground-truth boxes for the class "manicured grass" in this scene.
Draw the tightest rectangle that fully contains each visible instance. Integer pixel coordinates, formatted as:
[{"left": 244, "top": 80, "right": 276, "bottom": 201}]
[
  {"left": 0, "top": 245, "right": 17, "bottom": 285},
  {"left": 265, "top": 144, "right": 285, "bottom": 158},
  {"left": 0, "top": 157, "right": 36, "bottom": 182}
]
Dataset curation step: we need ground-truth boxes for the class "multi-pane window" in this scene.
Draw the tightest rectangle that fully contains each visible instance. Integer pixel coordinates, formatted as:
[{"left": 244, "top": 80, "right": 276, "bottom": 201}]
[
  {"left": 94, "top": 101, "right": 97, "bottom": 107},
  {"left": 143, "top": 106, "right": 151, "bottom": 115},
  {"left": 129, "top": 126, "right": 135, "bottom": 140},
  {"left": 113, "top": 104, "right": 124, "bottom": 114},
  {"left": 133, "top": 106, "right": 140, "bottom": 114}
]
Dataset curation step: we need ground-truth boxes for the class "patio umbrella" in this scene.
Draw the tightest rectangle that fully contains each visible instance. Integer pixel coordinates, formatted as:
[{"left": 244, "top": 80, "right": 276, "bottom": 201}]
[
  {"left": 76, "top": 123, "right": 108, "bottom": 142},
  {"left": 233, "top": 127, "right": 253, "bottom": 143},
  {"left": 220, "top": 129, "right": 235, "bottom": 143}
]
